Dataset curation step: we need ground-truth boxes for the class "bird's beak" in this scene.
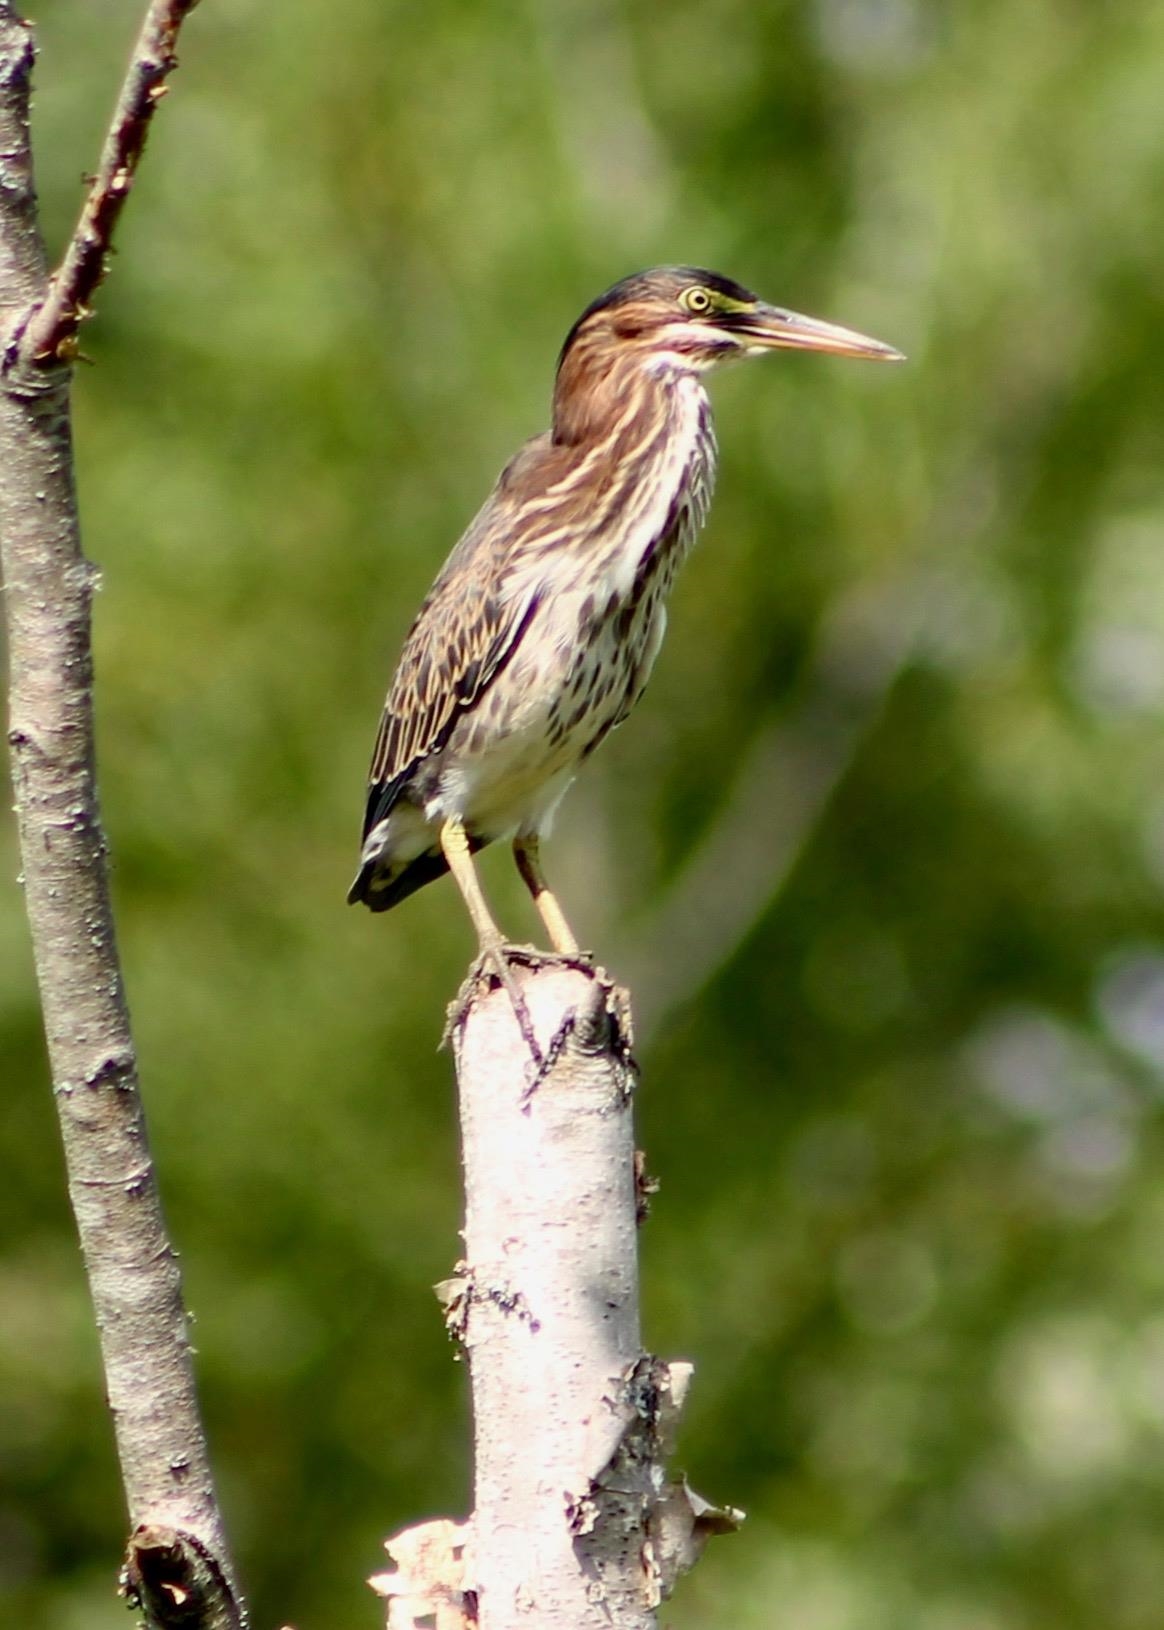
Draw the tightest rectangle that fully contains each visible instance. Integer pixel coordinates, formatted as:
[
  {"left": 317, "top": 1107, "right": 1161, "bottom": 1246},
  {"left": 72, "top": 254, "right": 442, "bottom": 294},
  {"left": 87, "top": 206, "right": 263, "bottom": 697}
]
[{"left": 737, "top": 302, "right": 905, "bottom": 362}]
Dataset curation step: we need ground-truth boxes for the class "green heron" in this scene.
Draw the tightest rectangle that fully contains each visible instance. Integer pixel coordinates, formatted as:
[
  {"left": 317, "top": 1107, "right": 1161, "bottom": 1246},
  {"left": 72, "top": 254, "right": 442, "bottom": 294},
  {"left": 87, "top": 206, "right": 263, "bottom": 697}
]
[{"left": 349, "top": 267, "right": 901, "bottom": 974}]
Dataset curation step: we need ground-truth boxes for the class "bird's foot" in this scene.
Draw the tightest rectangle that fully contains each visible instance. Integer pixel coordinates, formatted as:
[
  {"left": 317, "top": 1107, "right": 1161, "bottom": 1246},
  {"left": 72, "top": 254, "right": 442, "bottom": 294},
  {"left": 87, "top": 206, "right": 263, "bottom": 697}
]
[
  {"left": 443, "top": 940, "right": 547, "bottom": 1069},
  {"left": 502, "top": 943, "right": 596, "bottom": 976},
  {"left": 444, "top": 941, "right": 635, "bottom": 1085},
  {"left": 501, "top": 945, "right": 635, "bottom": 1058}
]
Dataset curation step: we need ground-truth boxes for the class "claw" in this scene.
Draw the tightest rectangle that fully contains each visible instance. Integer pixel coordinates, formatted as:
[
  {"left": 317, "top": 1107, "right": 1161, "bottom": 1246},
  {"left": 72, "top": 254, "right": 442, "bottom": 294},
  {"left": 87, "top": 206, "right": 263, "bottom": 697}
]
[
  {"left": 443, "top": 941, "right": 545, "bottom": 1073},
  {"left": 477, "top": 941, "right": 544, "bottom": 1071}
]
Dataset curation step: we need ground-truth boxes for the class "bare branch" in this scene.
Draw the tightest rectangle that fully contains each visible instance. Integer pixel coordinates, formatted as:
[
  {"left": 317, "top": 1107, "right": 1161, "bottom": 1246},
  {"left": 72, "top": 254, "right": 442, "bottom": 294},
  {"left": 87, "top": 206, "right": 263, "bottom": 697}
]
[
  {"left": 16, "top": 0, "right": 198, "bottom": 367},
  {"left": 0, "top": 5, "right": 243, "bottom": 1626}
]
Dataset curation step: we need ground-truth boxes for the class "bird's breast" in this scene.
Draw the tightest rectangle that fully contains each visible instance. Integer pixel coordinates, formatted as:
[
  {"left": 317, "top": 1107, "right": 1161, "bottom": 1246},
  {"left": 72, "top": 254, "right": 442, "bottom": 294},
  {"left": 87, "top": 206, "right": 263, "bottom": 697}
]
[
  {"left": 594, "top": 374, "right": 717, "bottom": 601},
  {"left": 419, "top": 375, "right": 718, "bottom": 838}
]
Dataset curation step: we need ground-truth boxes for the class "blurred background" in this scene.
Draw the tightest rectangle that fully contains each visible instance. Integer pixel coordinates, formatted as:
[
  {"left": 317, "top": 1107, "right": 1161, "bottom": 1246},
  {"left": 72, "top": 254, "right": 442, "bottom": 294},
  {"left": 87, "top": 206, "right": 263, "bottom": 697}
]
[{"left": 3, "top": 0, "right": 1164, "bottom": 1625}]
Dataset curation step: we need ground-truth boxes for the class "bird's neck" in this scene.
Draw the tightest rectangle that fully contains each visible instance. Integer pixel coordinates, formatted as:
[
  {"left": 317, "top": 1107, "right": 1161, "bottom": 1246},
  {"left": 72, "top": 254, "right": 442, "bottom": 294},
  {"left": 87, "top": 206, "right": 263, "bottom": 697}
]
[{"left": 551, "top": 346, "right": 703, "bottom": 447}]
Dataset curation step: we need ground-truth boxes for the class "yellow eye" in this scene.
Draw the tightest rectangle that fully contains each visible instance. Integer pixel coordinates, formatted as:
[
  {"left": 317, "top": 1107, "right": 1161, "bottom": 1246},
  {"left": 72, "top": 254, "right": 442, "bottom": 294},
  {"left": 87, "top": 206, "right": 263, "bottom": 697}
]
[{"left": 681, "top": 286, "right": 712, "bottom": 314}]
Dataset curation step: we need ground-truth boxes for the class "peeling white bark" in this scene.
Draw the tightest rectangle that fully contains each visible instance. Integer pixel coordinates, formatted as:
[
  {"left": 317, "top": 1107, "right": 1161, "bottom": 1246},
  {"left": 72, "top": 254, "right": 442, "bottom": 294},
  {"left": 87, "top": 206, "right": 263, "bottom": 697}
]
[
  {"left": 387, "top": 961, "right": 741, "bottom": 1630},
  {"left": 370, "top": 1518, "right": 473, "bottom": 1629},
  {"left": 455, "top": 963, "right": 645, "bottom": 1629}
]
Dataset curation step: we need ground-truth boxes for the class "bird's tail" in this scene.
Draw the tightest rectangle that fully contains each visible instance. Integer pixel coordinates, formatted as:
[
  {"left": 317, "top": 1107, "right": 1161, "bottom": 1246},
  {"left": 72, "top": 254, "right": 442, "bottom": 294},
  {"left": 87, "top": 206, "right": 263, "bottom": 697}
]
[{"left": 347, "top": 848, "right": 453, "bottom": 913}]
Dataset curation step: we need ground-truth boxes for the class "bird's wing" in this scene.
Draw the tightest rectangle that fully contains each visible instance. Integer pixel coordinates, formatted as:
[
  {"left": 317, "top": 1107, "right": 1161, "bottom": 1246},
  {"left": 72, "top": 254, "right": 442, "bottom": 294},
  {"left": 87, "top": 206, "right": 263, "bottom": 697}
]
[{"left": 360, "top": 440, "right": 557, "bottom": 838}]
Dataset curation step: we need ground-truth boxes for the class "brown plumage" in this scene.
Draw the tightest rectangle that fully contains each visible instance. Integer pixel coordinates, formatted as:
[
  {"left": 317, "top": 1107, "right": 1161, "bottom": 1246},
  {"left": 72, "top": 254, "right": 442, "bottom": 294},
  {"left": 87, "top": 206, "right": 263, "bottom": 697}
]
[{"left": 349, "top": 267, "right": 901, "bottom": 956}]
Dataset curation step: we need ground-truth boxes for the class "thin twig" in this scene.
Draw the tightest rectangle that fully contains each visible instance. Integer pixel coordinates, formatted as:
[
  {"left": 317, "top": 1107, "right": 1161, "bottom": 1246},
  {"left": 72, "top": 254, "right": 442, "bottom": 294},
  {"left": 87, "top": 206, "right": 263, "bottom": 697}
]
[{"left": 16, "top": 0, "right": 198, "bottom": 366}]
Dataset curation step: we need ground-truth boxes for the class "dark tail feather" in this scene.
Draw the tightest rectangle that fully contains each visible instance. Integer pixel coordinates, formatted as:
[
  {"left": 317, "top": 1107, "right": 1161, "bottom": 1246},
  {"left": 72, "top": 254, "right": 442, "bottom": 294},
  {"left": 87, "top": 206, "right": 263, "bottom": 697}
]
[
  {"left": 346, "top": 832, "right": 488, "bottom": 913},
  {"left": 347, "top": 849, "right": 451, "bottom": 913}
]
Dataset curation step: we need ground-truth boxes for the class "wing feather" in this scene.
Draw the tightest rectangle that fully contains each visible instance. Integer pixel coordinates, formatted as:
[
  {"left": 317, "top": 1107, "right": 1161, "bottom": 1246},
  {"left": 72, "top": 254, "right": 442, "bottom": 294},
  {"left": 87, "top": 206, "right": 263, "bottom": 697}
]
[
  {"left": 357, "top": 393, "right": 666, "bottom": 841},
  {"left": 359, "top": 453, "right": 551, "bottom": 839}
]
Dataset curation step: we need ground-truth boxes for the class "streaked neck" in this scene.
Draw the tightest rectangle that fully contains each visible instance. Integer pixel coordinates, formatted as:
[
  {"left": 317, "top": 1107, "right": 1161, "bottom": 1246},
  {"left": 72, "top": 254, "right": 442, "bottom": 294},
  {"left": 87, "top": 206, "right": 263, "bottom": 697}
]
[{"left": 552, "top": 342, "right": 700, "bottom": 447}]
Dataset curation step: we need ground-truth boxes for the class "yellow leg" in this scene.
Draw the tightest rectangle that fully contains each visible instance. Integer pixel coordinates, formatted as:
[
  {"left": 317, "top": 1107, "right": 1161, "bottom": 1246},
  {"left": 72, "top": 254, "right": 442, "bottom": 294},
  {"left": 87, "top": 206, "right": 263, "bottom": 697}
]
[
  {"left": 513, "top": 834, "right": 580, "bottom": 956},
  {"left": 440, "top": 816, "right": 505, "bottom": 950},
  {"left": 441, "top": 817, "right": 543, "bottom": 1065}
]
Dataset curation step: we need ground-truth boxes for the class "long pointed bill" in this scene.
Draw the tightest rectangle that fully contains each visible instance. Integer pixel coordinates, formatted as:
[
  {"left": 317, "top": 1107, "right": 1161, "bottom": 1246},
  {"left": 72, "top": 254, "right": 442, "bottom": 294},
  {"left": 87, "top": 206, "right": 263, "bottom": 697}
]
[{"left": 738, "top": 303, "right": 905, "bottom": 361}]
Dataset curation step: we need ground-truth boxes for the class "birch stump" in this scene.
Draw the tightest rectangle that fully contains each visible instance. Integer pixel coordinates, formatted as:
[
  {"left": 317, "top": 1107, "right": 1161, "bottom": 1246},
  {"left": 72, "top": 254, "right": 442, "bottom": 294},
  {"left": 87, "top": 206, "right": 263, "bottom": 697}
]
[{"left": 372, "top": 960, "right": 740, "bottom": 1630}]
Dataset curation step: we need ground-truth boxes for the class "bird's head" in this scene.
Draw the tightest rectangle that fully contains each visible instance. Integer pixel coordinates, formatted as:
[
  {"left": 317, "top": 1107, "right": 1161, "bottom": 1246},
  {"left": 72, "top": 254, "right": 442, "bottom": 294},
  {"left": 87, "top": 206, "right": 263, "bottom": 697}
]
[{"left": 553, "top": 266, "right": 902, "bottom": 441}]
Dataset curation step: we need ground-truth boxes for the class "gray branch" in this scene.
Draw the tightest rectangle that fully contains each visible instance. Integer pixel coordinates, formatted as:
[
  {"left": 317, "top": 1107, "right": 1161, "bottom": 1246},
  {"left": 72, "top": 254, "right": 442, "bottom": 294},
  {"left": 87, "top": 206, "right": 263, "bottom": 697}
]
[
  {"left": 373, "top": 964, "right": 740, "bottom": 1629},
  {"left": 0, "top": 6, "right": 243, "bottom": 1626},
  {"left": 15, "top": 0, "right": 199, "bottom": 368}
]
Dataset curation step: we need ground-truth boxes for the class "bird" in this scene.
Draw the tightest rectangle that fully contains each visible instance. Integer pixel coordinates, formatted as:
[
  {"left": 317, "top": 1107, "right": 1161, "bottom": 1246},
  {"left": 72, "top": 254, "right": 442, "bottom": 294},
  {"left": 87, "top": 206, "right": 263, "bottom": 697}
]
[{"left": 349, "top": 266, "right": 901, "bottom": 983}]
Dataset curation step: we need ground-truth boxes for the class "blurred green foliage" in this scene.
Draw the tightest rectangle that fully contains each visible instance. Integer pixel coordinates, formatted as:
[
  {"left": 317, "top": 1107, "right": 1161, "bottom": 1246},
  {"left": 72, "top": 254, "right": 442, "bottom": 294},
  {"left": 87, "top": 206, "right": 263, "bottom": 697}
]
[{"left": 4, "top": 0, "right": 1164, "bottom": 1625}]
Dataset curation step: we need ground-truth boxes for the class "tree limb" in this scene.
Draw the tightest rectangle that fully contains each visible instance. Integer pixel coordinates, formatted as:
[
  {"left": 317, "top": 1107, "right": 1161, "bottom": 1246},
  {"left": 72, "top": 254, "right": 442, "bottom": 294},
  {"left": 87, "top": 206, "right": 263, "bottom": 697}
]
[
  {"left": 13, "top": 0, "right": 198, "bottom": 369},
  {"left": 0, "top": 5, "right": 243, "bottom": 1625},
  {"left": 373, "top": 965, "right": 740, "bottom": 1629}
]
